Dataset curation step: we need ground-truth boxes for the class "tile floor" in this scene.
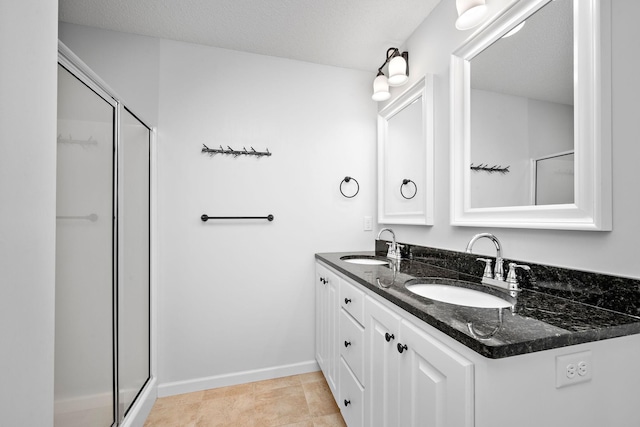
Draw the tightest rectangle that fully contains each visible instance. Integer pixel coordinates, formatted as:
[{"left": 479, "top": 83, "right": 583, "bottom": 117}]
[{"left": 143, "top": 371, "right": 347, "bottom": 427}]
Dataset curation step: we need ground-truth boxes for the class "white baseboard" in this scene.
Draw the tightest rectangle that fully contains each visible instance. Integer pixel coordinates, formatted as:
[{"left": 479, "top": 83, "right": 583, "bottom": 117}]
[
  {"left": 157, "top": 360, "right": 320, "bottom": 397},
  {"left": 54, "top": 377, "right": 157, "bottom": 427},
  {"left": 54, "top": 392, "right": 112, "bottom": 415},
  {"left": 120, "top": 377, "right": 157, "bottom": 427}
]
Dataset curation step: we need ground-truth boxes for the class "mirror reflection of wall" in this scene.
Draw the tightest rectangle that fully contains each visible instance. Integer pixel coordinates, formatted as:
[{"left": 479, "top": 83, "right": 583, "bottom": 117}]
[
  {"left": 534, "top": 151, "right": 574, "bottom": 205},
  {"left": 385, "top": 97, "right": 424, "bottom": 213},
  {"left": 469, "top": 0, "right": 574, "bottom": 208},
  {"left": 378, "top": 75, "right": 434, "bottom": 225}
]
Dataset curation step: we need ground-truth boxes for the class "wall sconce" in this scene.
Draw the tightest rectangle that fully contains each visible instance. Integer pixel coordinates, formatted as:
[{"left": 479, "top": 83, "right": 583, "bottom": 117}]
[
  {"left": 372, "top": 47, "right": 409, "bottom": 102},
  {"left": 455, "top": 0, "right": 488, "bottom": 30}
]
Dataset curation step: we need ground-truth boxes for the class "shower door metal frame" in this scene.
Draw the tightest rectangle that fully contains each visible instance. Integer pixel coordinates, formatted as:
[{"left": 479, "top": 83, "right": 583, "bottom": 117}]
[{"left": 58, "top": 41, "right": 153, "bottom": 427}]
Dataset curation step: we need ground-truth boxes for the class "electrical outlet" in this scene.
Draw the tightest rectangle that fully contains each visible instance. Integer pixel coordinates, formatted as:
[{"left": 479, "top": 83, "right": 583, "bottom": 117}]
[
  {"left": 556, "top": 351, "right": 592, "bottom": 388},
  {"left": 363, "top": 216, "right": 373, "bottom": 231}
]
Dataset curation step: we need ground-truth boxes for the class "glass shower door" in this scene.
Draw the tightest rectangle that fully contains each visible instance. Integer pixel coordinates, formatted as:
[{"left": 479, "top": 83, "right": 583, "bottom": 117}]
[
  {"left": 118, "top": 108, "right": 151, "bottom": 419},
  {"left": 55, "top": 64, "right": 116, "bottom": 426}
]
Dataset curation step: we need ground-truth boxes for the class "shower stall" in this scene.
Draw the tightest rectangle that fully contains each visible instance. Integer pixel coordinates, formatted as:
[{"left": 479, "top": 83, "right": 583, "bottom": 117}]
[{"left": 55, "top": 43, "right": 153, "bottom": 427}]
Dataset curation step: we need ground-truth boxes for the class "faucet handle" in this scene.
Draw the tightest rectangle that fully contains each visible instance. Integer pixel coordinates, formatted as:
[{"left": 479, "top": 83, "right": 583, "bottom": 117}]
[
  {"left": 476, "top": 258, "right": 493, "bottom": 279},
  {"left": 386, "top": 242, "right": 395, "bottom": 256},
  {"left": 506, "top": 263, "right": 531, "bottom": 290}
]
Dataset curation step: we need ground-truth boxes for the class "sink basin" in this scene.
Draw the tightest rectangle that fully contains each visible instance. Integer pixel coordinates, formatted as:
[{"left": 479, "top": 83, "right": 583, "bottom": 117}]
[
  {"left": 340, "top": 255, "right": 389, "bottom": 266},
  {"left": 405, "top": 279, "right": 512, "bottom": 309}
]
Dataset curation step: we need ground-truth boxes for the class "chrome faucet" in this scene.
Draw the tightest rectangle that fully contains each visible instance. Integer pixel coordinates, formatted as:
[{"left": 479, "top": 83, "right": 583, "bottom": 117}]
[
  {"left": 465, "top": 233, "right": 530, "bottom": 292},
  {"left": 377, "top": 228, "right": 402, "bottom": 260},
  {"left": 465, "top": 233, "right": 505, "bottom": 281}
]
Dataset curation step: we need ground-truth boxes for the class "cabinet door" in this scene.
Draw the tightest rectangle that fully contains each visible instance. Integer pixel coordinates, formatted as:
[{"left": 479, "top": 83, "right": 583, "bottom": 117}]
[
  {"left": 397, "top": 320, "right": 474, "bottom": 427},
  {"left": 316, "top": 263, "right": 339, "bottom": 396},
  {"left": 364, "top": 298, "right": 402, "bottom": 427},
  {"left": 315, "top": 264, "right": 328, "bottom": 370}
]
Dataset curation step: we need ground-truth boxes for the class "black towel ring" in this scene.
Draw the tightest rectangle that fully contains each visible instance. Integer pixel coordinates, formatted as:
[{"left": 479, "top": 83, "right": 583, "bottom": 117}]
[
  {"left": 400, "top": 179, "right": 417, "bottom": 199},
  {"left": 340, "top": 176, "right": 359, "bottom": 198}
]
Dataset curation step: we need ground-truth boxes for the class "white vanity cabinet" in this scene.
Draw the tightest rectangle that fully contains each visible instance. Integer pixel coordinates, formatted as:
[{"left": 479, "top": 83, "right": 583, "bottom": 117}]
[
  {"left": 315, "top": 262, "right": 339, "bottom": 396},
  {"left": 365, "top": 297, "right": 474, "bottom": 427},
  {"left": 338, "top": 277, "right": 366, "bottom": 427},
  {"left": 317, "top": 260, "right": 473, "bottom": 427},
  {"left": 317, "top": 257, "right": 640, "bottom": 427}
]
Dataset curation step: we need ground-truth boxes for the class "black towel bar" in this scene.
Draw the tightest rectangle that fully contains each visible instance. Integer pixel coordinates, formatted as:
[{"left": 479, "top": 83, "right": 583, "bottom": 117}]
[{"left": 201, "top": 214, "right": 274, "bottom": 222}]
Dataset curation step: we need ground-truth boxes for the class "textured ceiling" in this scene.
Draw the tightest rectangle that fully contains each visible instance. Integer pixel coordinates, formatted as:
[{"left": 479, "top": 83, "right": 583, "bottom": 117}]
[{"left": 58, "top": 0, "right": 442, "bottom": 72}]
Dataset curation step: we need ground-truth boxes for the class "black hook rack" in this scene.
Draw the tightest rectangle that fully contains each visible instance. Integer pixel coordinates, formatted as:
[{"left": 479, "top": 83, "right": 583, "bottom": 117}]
[
  {"left": 339, "top": 176, "right": 360, "bottom": 198},
  {"left": 201, "top": 214, "right": 274, "bottom": 222},
  {"left": 400, "top": 179, "right": 417, "bottom": 199},
  {"left": 202, "top": 144, "right": 271, "bottom": 158},
  {"left": 470, "top": 163, "right": 510, "bottom": 174}
]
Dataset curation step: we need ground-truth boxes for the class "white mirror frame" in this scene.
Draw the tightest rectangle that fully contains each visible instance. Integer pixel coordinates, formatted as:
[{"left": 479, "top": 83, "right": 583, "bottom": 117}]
[
  {"left": 450, "top": 0, "right": 612, "bottom": 230},
  {"left": 378, "top": 75, "right": 435, "bottom": 225}
]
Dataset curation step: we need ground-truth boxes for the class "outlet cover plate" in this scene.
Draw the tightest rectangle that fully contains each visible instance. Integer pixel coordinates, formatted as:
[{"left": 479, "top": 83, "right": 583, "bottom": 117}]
[{"left": 556, "top": 350, "right": 593, "bottom": 388}]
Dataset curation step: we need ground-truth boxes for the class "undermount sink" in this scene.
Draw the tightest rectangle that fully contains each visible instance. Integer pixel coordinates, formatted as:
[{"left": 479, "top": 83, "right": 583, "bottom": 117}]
[
  {"left": 340, "top": 255, "right": 389, "bottom": 266},
  {"left": 405, "top": 279, "right": 513, "bottom": 309}
]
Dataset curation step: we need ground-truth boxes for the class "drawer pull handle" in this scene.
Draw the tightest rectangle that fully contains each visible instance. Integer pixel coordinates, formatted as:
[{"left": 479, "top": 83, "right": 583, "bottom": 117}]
[
  {"left": 344, "top": 399, "right": 351, "bottom": 407},
  {"left": 344, "top": 298, "right": 352, "bottom": 304},
  {"left": 385, "top": 332, "right": 395, "bottom": 342},
  {"left": 397, "top": 343, "right": 408, "bottom": 354},
  {"left": 344, "top": 340, "right": 352, "bottom": 348}
]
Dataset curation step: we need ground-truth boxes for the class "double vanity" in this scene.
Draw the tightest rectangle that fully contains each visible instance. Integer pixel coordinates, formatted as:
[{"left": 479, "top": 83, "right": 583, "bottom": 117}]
[
  {"left": 315, "top": 240, "right": 640, "bottom": 427},
  {"left": 326, "top": 0, "right": 630, "bottom": 425}
]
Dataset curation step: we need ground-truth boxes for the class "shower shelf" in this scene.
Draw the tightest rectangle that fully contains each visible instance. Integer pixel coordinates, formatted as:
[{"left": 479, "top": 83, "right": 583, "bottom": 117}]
[{"left": 57, "top": 134, "right": 98, "bottom": 145}]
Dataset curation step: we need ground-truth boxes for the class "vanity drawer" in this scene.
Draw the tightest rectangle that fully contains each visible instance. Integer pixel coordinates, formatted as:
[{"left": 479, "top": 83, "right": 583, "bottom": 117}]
[
  {"left": 340, "top": 279, "right": 365, "bottom": 325},
  {"left": 340, "top": 308, "right": 364, "bottom": 385},
  {"left": 339, "top": 357, "right": 364, "bottom": 427}
]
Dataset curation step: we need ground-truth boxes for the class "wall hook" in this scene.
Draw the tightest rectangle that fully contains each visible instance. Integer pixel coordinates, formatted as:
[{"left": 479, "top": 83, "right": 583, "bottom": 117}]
[
  {"left": 202, "top": 144, "right": 272, "bottom": 158},
  {"left": 470, "top": 163, "right": 510, "bottom": 174}
]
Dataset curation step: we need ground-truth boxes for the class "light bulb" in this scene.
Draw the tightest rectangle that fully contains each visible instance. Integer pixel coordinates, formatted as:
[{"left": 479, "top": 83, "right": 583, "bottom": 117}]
[
  {"left": 502, "top": 21, "right": 526, "bottom": 38},
  {"left": 455, "top": 0, "right": 488, "bottom": 30},
  {"left": 372, "top": 74, "right": 390, "bottom": 101},
  {"left": 388, "top": 55, "right": 408, "bottom": 87}
]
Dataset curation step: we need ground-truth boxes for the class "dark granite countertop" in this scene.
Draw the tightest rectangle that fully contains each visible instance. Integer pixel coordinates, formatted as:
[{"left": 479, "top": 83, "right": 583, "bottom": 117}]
[{"left": 316, "top": 251, "right": 640, "bottom": 359}]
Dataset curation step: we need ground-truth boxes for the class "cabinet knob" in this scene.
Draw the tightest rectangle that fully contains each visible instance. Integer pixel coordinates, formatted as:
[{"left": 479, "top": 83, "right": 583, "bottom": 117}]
[
  {"left": 385, "top": 332, "right": 395, "bottom": 342},
  {"left": 344, "top": 340, "right": 352, "bottom": 348},
  {"left": 319, "top": 277, "right": 327, "bottom": 284},
  {"left": 397, "top": 343, "right": 408, "bottom": 354},
  {"left": 344, "top": 399, "right": 351, "bottom": 407},
  {"left": 344, "top": 298, "right": 352, "bottom": 304}
]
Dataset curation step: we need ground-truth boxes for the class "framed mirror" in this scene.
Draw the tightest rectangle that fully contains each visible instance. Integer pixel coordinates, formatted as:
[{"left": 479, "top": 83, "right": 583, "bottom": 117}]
[
  {"left": 450, "top": 0, "right": 611, "bottom": 230},
  {"left": 378, "top": 75, "right": 434, "bottom": 225}
]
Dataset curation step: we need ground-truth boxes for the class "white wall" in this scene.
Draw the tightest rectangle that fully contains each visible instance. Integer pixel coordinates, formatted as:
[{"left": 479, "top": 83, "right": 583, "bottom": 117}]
[
  {"left": 470, "top": 89, "right": 530, "bottom": 208},
  {"left": 470, "top": 89, "right": 573, "bottom": 208},
  {"left": 156, "top": 40, "right": 376, "bottom": 389},
  {"left": 59, "top": 25, "right": 377, "bottom": 391},
  {"left": 0, "top": 1, "right": 58, "bottom": 425},
  {"left": 58, "top": 24, "right": 160, "bottom": 127},
  {"left": 380, "top": 0, "right": 640, "bottom": 279}
]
